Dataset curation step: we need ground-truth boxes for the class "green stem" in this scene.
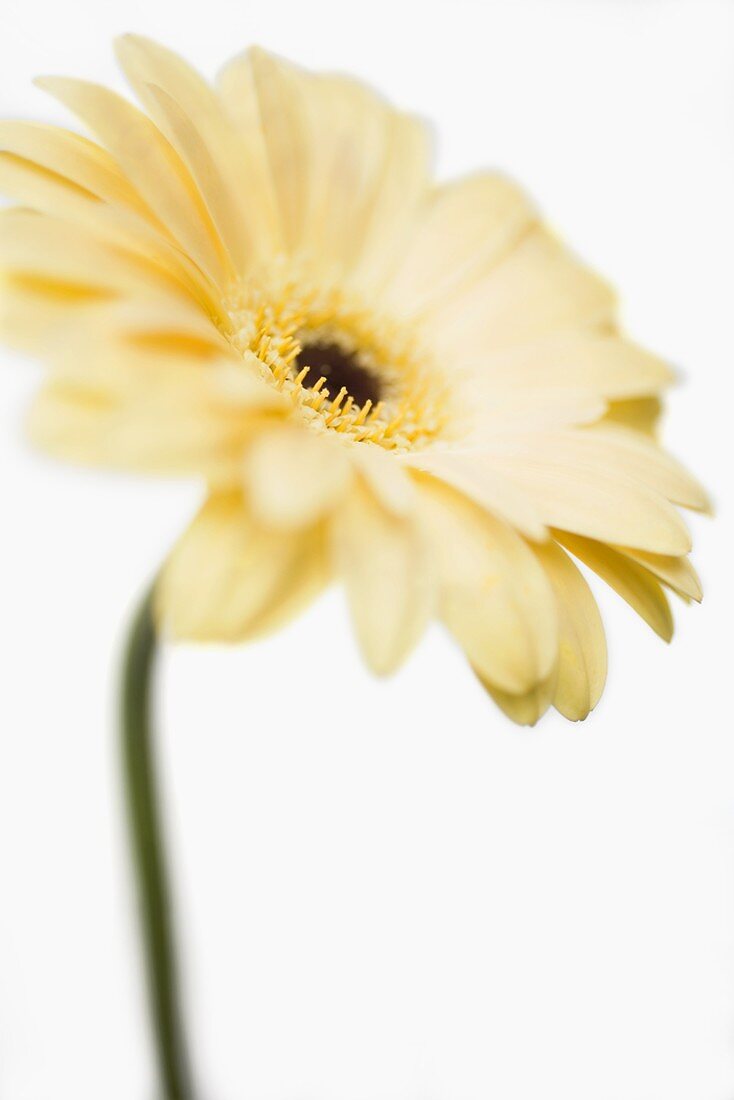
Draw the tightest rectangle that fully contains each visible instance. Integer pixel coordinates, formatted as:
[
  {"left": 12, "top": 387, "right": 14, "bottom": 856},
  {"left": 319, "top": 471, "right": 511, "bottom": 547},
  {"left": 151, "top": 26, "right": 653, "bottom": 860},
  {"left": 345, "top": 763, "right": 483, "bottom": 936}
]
[{"left": 120, "top": 584, "right": 195, "bottom": 1100}]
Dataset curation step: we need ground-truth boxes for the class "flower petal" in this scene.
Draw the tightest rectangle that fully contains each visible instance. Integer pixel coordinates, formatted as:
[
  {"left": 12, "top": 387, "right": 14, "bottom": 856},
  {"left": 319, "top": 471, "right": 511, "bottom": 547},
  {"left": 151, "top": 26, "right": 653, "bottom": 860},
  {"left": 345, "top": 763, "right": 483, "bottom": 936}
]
[
  {"left": 351, "top": 444, "right": 416, "bottom": 516},
  {"left": 486, "top": 427, "right": 710, "bottom": 512},
  {"left": 533, "top": 540, "right": 607, "bottom": 721},
  {"left": 612, "top": 546, "right": 702, "bottom": 603},
  {"left": 478, "top": 451, "right": 692, "bottom": 555},
  {"left": 243, "top": 47, "right": 312, "bottom": 253},
  {"left": 158, "top": 492, "right": 328, "bottom": 642},
  {"left": 557, "top": 532, "right": 674, "bottom": 641},
  {"left": 295, "top": 73, "right": 399, "bottom": 277},
  {"left": 115, "top": 34, "right": 279, "bottom": 271},
  {"left": 418, "top": 478, "right": 557, "bottom": 693},
  {"left": 0, "top": 120, "right": 152, "bottom": 212},
  {"left": 245, "top": 424, "right": 353, "bottom": 529},
  {"left": 476, "top": 669, "right": 558, "bottom": 727},
  {"left": 403, "top": 451, "right": 547, "bottom": 541},
  {"left": 331, "top": 482, "right": 434, "bottom": 675},
  {"left": 232, "top": 47, "right": 431, "bottom": 285},
  {"left": 0, "top": 208, "right": 186, "bottom": 301},
  {"left": 455, "top": 333, "right": 674, "bottom": 400},
  {"left": 26, "top": 375, "right": 253, "bottom": 481},
  {"left": 0, "top": 150, "right": 216, "bottom": 306},
  {"left": 456, "top": 386, "right": 607, "bottom": 437},
  {"left": 216, "top": 50, "right": 284, "bottom": 242},
  {"left": 423, "top": 227, "right": 616, "bottom": 360},
  {"left": 41, "top": 307, "right": 280, "bottom": 420},
  {"left": 382, "top": 172, "right": 536, "bottom": 317},
  {"left": 0, "top": 272, "right": 106, "bottom": 352},
  {"left": 346, "top": 110, "right": 432, "bottom": 293},
  {"left": 35, "top": 76, "right": 228, "bottom": 285}
]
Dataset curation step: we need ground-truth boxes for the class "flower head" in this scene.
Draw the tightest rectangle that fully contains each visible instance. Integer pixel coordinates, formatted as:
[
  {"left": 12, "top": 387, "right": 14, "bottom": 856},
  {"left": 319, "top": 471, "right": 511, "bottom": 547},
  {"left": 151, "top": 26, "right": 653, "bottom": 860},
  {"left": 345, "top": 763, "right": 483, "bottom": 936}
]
[{"left": 0, "top": 36, "right": 709, "bottom": 723}]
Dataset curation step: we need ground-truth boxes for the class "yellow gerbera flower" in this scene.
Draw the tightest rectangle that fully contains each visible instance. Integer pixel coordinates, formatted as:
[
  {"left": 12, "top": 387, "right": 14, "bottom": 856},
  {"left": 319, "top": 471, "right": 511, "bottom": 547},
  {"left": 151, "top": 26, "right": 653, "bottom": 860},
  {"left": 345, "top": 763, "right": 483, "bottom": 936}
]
[{"left": 0, "top": 36, "right": 708, "bottom": 724}]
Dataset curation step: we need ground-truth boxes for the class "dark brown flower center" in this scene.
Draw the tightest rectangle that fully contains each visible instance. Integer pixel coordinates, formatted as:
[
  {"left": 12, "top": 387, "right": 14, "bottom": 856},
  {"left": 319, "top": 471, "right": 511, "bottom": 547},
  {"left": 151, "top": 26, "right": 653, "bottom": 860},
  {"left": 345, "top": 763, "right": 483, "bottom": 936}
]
[{"left": 295, "top": 340, "right": 382, "bottom": 408}]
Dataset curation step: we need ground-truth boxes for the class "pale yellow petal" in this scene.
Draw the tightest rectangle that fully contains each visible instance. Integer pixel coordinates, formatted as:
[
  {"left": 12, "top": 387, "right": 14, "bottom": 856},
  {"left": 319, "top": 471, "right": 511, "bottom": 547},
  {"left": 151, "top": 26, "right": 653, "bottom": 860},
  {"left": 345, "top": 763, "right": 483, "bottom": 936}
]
[
  {"left": 0, "top": 149, "right": 142, "bottom": 245},
  {"left": 116, "top": 34, "right": 279, "bottom": 269},
  {"left": 0, "top": 272, "right": 107, "bottom": 352},
  {"left": 0, "top": 120, "right": 152, "bottom": 213},
  {"left": 589, "top": 427, "right": 708, "bottom": 511},
  {"left": 454, "top": 334, "right": 674, "bottom": 400},
  {"left": 423, "top": 227, "right": 616, "bottom": 360},
  {"left": 533, "top": 540, "right": 607, "bottom": 721},
  {"left": 92, "top": 296, "right": 231, "bottom": 352},
  {"left": 215, "top": 51, "right": 283, "bottom": 243},
  {"left": 331, "top": 482, "right": 434, "bottom": 675},
  {"left": 417, "top": 478, "right": 557, "bottom": 693},
  {"left": 157, "top": 493, "right": 328, "bottom": 642},
  {"left": 22, "top": 292, "right": 227, "bottom": 381},
  {"left": 382, "top": 172, "right": 537, "bottom": 317},
  {"left": 0, "top": 155, "right": 219, "bottom": 311},
  {"left": 245, "top": 424, "right": 353, "bottom": 529},
  {"left": 35, "top": 76, "right": 228, "bottom": 285},
  {"left": 557, "top": 532, "right": 674, "bottom": 641},
  {"left": 477, "top": 668, "right": 558, "bottom": 727},
  {"left": 347, "top": 111, "right": 432, "bottom": 293},
  {"left": 0, "top": 120, "right": 226, "bottom": 310},
  {"left": 219, "top": 48, "right": 431, "bottom": 282},
  {"left": 45, "top": 338, "right": 220, "bottom": 397},
  {"left": 351, "top": 444, "right": 416, "bottom": 516},
  {"left": 611, "top": 546, "right": 702, "bottom": 603},
  {"left": 245, "top": 48, "right": 311, "bottom": 253},
  {"left": 456, "top": 385, "right": 607, "bottom": 437},
  {"left": 480, "top": 451, "right": 691, "bottom": 555},
  {"left": 403, "top": 450, "right": 547, "bottom": 541},
  {"left": 0, "top": 208, "right": 194, "bottom": 304},
  {"left": 487, "top": 427, "right": 710, "bottom": 512},
  {"left": 40, "top": 308, "right": 281, "bottom": 420},
  {"left": 296, "top": 73, "right": 396, "bottom": 276},
  {"left": 140, "top": 82, "right": 254, "bottom": 275},
  {"left": 26, "top": 378, "right": 250, "bottom": 481}
]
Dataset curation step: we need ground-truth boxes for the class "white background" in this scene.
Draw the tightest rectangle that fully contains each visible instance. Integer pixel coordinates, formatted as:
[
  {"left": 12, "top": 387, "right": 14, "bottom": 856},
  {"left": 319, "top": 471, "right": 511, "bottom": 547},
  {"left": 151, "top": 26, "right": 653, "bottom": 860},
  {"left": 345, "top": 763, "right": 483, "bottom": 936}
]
[{"left": 1, "top": 1, "right": 733, "bottom": 1098}]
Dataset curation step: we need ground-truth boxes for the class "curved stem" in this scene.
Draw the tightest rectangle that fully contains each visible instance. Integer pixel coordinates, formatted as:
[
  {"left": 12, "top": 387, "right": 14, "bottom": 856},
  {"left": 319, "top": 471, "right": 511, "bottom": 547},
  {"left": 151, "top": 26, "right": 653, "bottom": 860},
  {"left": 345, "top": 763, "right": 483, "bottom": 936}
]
[{"left": 120, "top": 584, "right": 195, "bottom": 1100}]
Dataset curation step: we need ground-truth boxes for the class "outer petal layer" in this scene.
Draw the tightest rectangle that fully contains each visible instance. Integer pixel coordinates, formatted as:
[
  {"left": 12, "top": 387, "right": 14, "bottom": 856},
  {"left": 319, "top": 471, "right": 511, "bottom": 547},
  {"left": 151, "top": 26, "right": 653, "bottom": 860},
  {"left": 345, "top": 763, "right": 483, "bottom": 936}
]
[
  {"left": 158, "top": 493, "right": 329, "bottom": 641},
  {"left": 332, "top": 481, "right": 435, "bottom": 675},
  {"left": 533, "top": 540, "right": 607, "bottom": 720},
  {"left": 417, "top": 478, "right": 558, "bottom": 694}
]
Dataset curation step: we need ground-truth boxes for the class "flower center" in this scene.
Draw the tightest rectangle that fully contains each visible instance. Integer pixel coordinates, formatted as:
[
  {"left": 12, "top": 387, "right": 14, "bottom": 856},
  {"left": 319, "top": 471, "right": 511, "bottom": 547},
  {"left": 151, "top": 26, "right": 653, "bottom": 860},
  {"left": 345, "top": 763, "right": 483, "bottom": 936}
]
[
  {"left": 223, "top": 268, "right": 449, "bottom": 451},
  {"left": 294, "top": 340, "right": 383, "bottom": 409}
]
